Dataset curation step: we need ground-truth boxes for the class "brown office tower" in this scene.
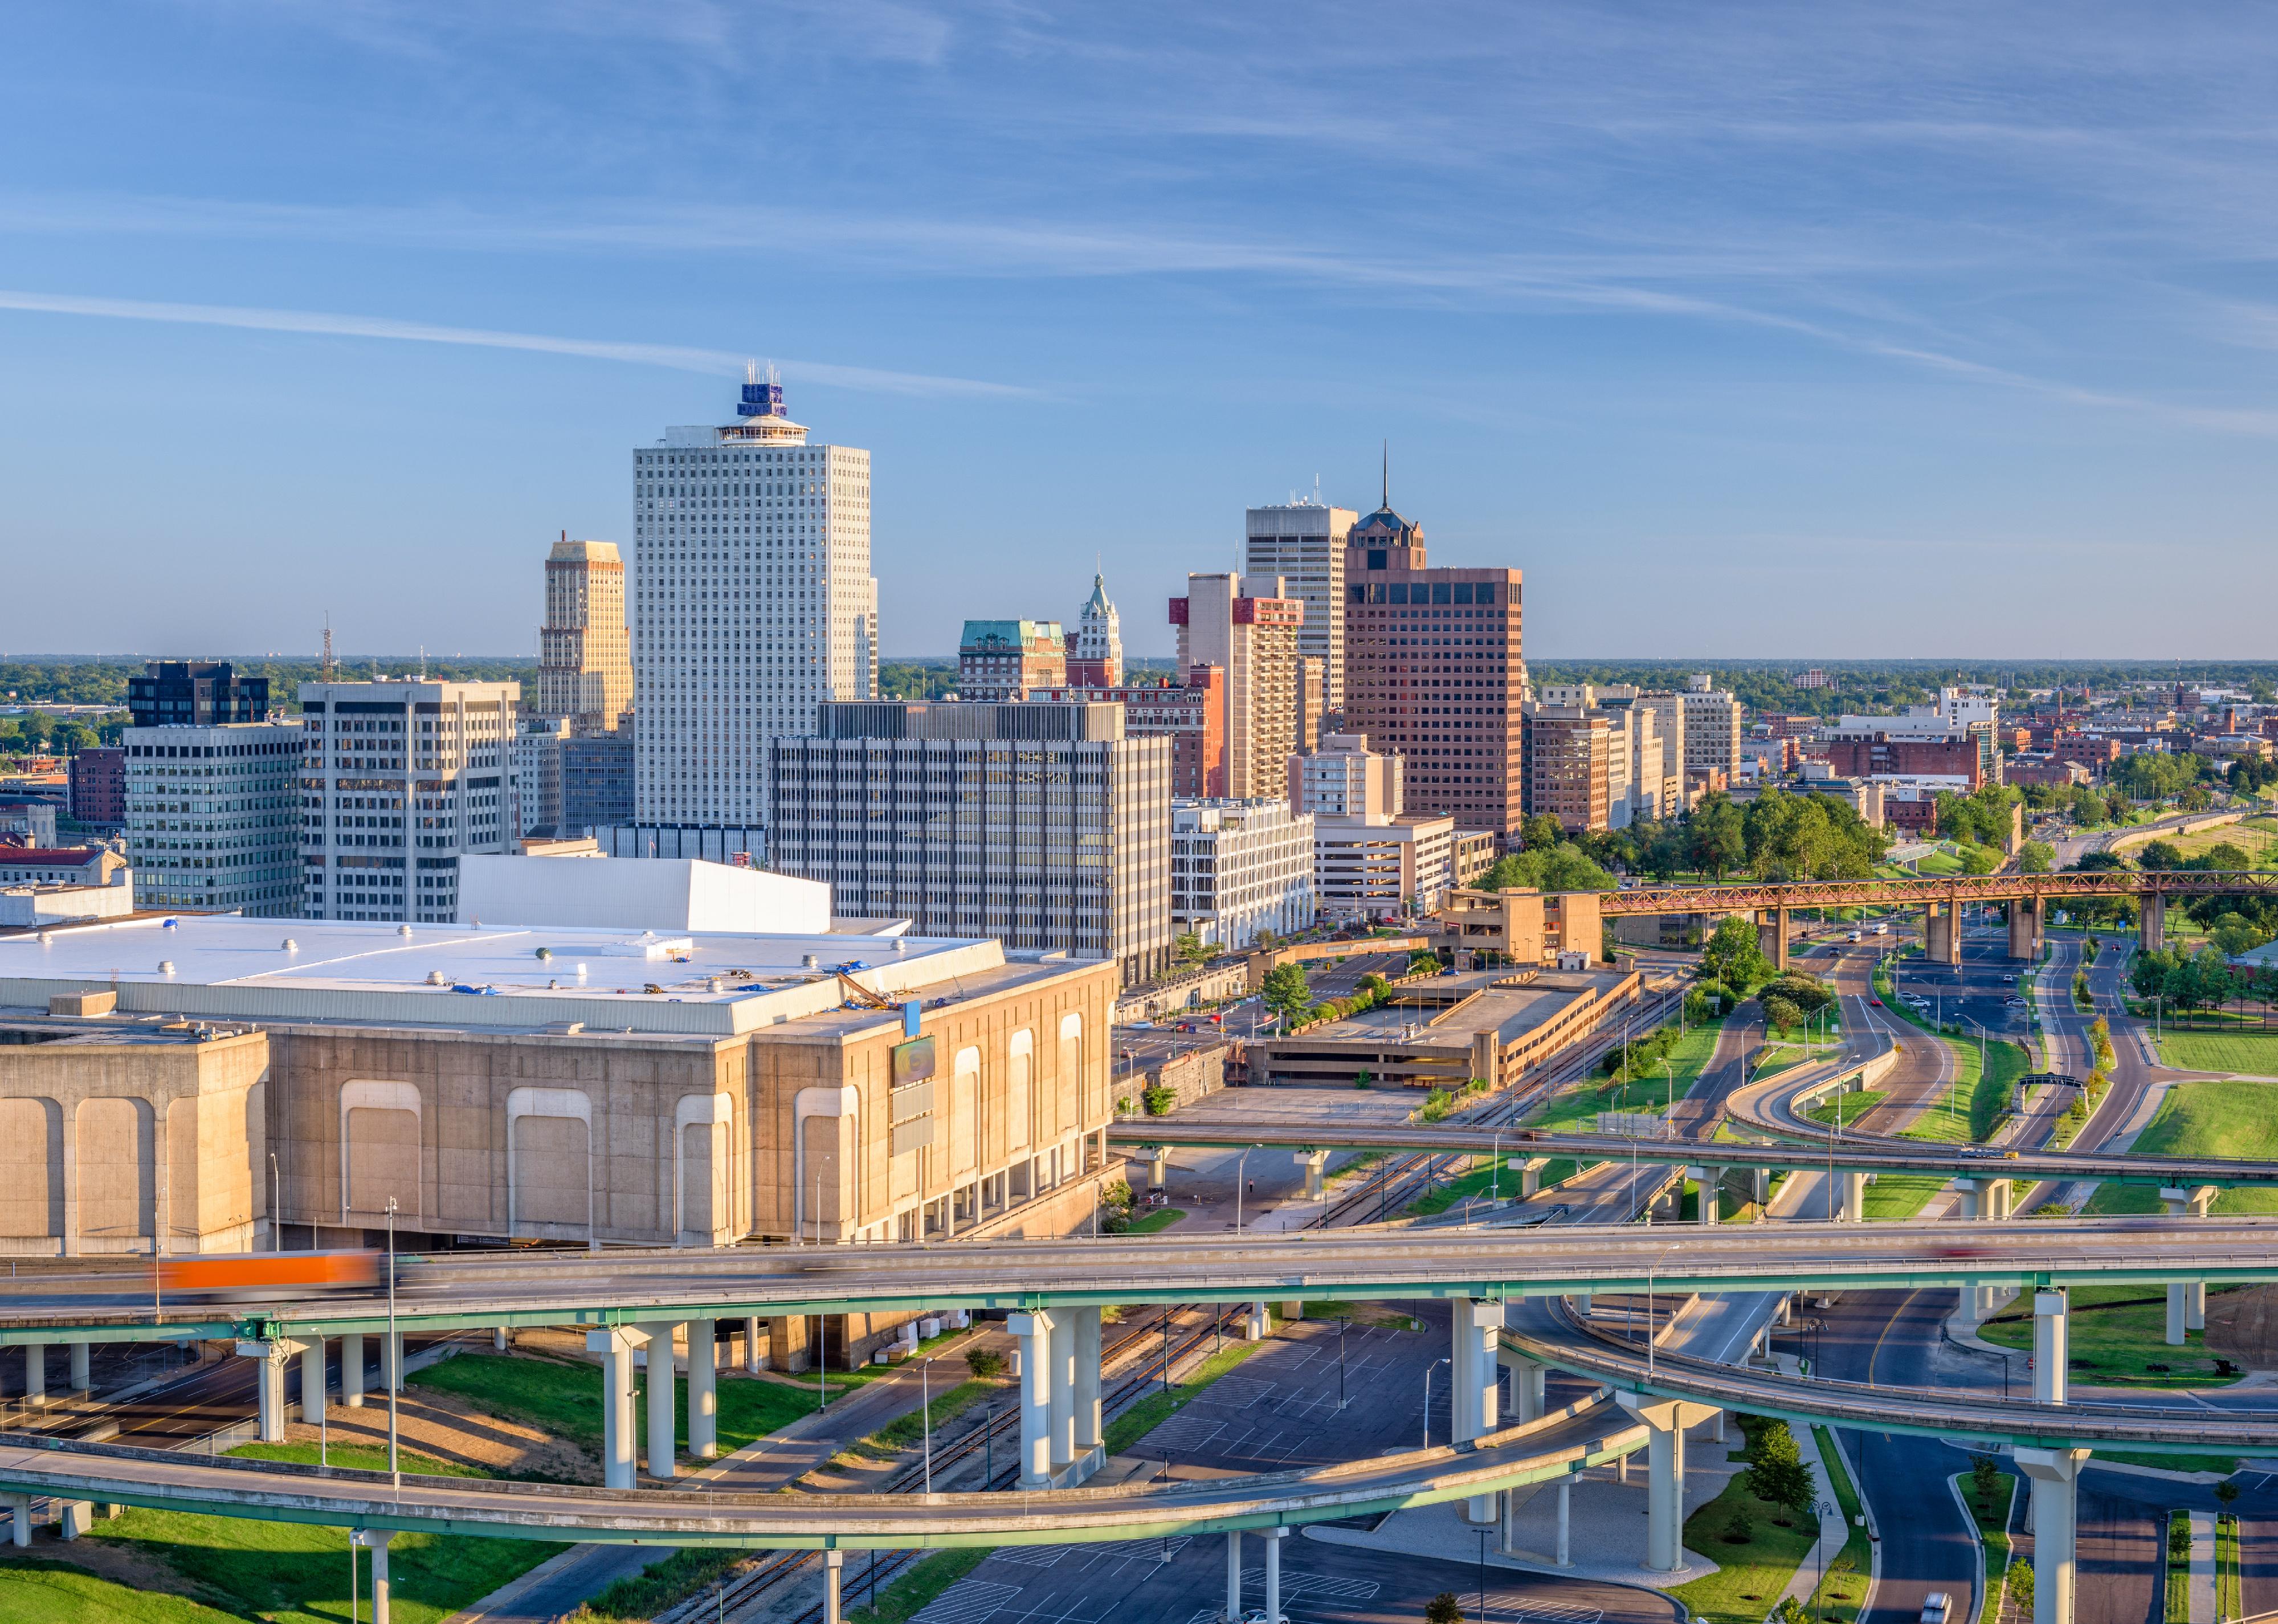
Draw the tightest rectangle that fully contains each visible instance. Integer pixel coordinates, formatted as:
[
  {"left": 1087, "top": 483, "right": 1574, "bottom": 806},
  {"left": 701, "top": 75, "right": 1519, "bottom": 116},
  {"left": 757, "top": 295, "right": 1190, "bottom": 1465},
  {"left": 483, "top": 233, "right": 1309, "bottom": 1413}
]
[{"left": 1340, "top": 496, "right": 1523, "bottom": 838}]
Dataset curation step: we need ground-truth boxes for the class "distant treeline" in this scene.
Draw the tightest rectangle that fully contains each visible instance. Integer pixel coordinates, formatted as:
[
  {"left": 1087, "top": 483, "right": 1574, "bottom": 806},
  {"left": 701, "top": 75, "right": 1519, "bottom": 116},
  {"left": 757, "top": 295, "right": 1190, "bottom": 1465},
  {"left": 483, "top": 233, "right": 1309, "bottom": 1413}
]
[
  {"left": 1529, "top": 659, "right": 2278, "bottom": 718},
  {"left": 0, "top": 658, "right": 536, "bottom": 713}
]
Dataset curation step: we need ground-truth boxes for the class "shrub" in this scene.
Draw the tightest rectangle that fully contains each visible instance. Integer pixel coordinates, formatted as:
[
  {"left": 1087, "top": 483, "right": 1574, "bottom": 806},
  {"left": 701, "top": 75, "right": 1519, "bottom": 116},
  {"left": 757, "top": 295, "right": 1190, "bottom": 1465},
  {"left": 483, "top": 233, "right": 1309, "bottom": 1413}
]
[
  {"left": 1722, "top": 1505, "right": 1756, "bottom": 1544},
  {"left": 965, "top": 1347, "right": 1005, "bottom": 1379},
  {"left": 1142, "top": 1086, "right": 1175, "bottom": 1116}
]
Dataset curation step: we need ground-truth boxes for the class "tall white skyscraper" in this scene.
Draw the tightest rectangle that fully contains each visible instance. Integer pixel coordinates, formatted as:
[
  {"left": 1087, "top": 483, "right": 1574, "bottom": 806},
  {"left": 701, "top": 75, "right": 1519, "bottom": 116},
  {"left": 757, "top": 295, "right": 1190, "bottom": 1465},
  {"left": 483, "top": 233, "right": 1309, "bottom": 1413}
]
[
  {"left": 631, "top": 367, "right": 877, "bottom": 833},
  {"left": 1246, "top": 497, "right": 1356, "bottom": 711}
]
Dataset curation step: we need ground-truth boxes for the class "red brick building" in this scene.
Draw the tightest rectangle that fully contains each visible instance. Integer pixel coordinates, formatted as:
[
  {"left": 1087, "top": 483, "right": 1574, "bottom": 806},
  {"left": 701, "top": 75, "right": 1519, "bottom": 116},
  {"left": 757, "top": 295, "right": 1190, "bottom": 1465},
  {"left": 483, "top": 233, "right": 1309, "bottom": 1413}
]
[
  {"left": 1824, "top": 734, "right": 1984, "bottom": 786},
  {"left": 1027, "top": 665, "right": 1225, "bottom": 797},
  {"left": 68, "top": 746, "right": 125, "bottom": 829},
  {"left": 1340, "top": 500, "right": 1524, "bottom": 838}
]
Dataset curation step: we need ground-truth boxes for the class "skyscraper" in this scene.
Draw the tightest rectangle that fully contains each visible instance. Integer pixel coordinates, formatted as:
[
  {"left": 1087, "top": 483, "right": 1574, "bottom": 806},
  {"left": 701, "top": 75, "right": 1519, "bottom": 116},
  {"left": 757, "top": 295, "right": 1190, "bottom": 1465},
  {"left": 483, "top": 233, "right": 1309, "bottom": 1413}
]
[
  {"left": 537, "top": 537, "right": 634, "bottom": 733},
  {"left": 768, "top": 701, "right": 1173, "bottom": 985},
  {"left": 1171, "top": 574, "right": 1303, "bottom": 802},
  {"left": 127, "top": 662, "right": 268, "bottom": 728},
  {"left": 631, "top": 367, "right": 876, "bottom": 834},
  {"left": 1340, "top": 495, "right": 1525, "bottom": 838},
  {"left": 299, "top": 678, "right": 520, "bottom": 922},
  {"left": 1246, "top": 499, "right": 1356, "bottom": 710},
  {"left": 1068, "top": 573, "right": 1124, "bottom": 687}
]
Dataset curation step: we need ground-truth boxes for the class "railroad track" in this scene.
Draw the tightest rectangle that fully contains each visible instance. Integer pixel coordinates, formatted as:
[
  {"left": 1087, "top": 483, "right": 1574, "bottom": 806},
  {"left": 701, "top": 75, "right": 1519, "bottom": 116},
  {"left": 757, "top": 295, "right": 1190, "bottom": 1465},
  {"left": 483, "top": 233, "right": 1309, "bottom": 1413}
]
[
  {"left": 654, "top": 1303, "right": 1250, "bottom": 1624},
  {"left": 1312, "top": 986, "right": 1689, "bottom": 1227}
]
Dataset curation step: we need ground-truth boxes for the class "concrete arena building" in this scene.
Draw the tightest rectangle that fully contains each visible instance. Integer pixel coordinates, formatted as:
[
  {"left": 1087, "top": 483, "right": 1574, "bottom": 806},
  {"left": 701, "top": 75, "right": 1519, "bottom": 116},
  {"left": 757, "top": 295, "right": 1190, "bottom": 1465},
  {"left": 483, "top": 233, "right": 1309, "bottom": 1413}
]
[{"left": 0, "top": 912, "right": 1116, "bottom": 1261}]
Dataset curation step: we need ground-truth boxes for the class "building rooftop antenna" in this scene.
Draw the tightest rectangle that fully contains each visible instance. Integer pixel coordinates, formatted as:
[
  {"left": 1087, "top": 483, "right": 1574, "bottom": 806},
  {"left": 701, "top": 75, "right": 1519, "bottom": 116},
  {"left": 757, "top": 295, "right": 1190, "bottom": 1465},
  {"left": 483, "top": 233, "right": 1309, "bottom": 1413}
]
[
  {"left": 1381, "top": 441, "right": 1390, "bottom": 509},
  {"left": 321, "top": 614, "right": 334, "bottom": 681}
]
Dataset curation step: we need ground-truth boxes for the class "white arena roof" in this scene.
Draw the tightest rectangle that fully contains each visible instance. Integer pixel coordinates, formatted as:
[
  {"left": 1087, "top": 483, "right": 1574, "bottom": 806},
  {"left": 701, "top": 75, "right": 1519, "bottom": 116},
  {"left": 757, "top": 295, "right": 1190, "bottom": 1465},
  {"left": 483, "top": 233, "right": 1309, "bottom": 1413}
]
[{"left": 0, "top": 913, "right": 1028, "bottom": 1037}]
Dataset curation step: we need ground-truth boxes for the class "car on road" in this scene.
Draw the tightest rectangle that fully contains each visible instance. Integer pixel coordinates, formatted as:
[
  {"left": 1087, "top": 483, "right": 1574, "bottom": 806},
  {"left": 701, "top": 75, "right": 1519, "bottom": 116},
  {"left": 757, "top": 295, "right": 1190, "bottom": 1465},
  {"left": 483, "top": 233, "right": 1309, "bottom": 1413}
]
[
  {"left": 1922, "top": 1593, "right": 1953, "bottom": 1624},
  {"left": 1847, "top": 930, "right": 1862, "bottom": 942},
  {"left": 2005, "top": 997, "right": 2027, "bottom": 1008}
]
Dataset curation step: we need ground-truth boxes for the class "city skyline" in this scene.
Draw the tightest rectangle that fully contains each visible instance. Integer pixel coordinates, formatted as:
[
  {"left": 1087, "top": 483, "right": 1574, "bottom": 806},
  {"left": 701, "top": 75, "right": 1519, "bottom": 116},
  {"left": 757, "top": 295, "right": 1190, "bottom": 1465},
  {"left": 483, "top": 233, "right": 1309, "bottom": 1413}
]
[{"left": 6, "top": 6, "right": 2278, "bottom": 659}]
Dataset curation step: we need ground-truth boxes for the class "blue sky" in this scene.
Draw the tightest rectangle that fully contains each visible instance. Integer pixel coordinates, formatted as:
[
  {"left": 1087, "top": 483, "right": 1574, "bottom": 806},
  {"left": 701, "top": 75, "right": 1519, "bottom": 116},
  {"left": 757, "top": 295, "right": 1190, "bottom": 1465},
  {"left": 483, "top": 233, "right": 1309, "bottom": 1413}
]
[{"left": 5, "top": 3, "right": 2276, "bottom": 660}]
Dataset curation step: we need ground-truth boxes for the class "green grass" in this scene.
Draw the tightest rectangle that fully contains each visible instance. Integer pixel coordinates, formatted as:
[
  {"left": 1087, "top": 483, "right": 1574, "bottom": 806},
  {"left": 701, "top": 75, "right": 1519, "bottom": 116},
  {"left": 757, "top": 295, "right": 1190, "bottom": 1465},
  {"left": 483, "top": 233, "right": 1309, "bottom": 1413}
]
[
  {"left": 84, "top": 1501, "right": 559, "bottom": 1624},
  {"left": 1813, "top": 1427, "right": 1873, "bottom": 1624},
  {"left": 2099, "top": 1450, "right": 2245, "bottom": 1475},
  {"left": 840, "top": 1377, "right": 1004, "bottom": 1463},
  {"left": 1978, "top": 1284, "right": 2246, "bottom": 1390},
  {"left": 846, "top": 1547, "right": 991, "bottom": 1624},
  {"left": 1123, "top": 1206, "right": 1186, "bottom": 1234},
  {"left": 1101, "top": 1338, "right": 1269, "bottom": 1455},
  {"left": 565, "top": 1550, "right": 743, "bottom": 1623},
  {"left": 2219, "top": 1513, "right": 2243, "bottom": 1623},
  {"left": 1526, "top": 1015, "right": 1729, "bottom": 1135},
  {"left": 2155, "top": 1031, "right": 2278, "bottom": 1075},
  {"left": 412, "top": 1351, "right": 826, "bottom": 1458},
  {"left": 1917, "top": 851, "right": 1965, "bottom": 876},
  {"left": 1956, "top": 1469, "right": 2015, "bottom": 1624},
  {"left": 228, "top": 1440, "right": 484, "bottom": 1476},
  {"left": 2084, "top": 1083, "right": 2278, "bottom": 1216},
  {"left": 0, "top": 1560, "right": 250, "bottom": 1623},
  {"left": 1666, "top": 1463, "right": 1822, "bottom": 1624},
  {"left": 1801, "top": 1088, "right": 1887, "bottom": 1129},
  {"left": 2164, "top": 1511, "right": 2190, "bottom": 1624}
]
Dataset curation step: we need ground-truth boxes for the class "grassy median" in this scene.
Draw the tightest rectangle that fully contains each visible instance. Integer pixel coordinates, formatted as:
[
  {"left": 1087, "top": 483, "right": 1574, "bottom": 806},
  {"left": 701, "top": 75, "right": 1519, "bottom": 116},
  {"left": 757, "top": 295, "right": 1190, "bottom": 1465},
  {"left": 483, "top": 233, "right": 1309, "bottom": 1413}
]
[
  {"left": 2083, "top": 1083, "right": 2278, "bottom": 1217},
  {"left": 1977, "top": 1284, "right": 2245, "bottom": 1393}
]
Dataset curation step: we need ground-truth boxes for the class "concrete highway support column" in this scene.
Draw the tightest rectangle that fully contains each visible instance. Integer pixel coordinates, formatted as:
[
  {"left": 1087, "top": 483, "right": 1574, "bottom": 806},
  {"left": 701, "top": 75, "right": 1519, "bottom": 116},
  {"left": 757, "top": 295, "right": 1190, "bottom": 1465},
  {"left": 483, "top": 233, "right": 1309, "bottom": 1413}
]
[
  {"left": 21, "top": 1343, "right": 42, "bottom": 1408},
  {"left": 1453, "top": 1300, "right": 1501, "bottom": 1523},
  {"left": 301, "top": 1338, "right": 325, "bottom": 1425},
  {"left": 2140, "top": 892, "right": 2166, "bottom": 953},
  {"left": 768, "top": 1315, "right": 811, "bottom": 1374},
  {"left": 341, "top": 1333, "right": 365, "bottom": 1408},
  {"left": 1498, "top": 1348, "right": 1546, "bottom": 1423},
  {"left": 1149, "top": 1147, "right": 1169, "bottom": 1192},
  {"left": 1301, "top": 1150, "right": 1328, "bottom": 1199},
  {"left": 2015, "top": 1447, "right": 2090, "bottom": 1624},
  {"left": 1757, "top": 910, "right": 1788, "bottom": 972},
  {"left": 2008, "top": 899, "right": 2038, "bottom": 960},
  {"left": 744, "top": 1316, "right": 763, "bottom": 1374},
  {"left": 586, "top": 1328, "right": 637, "bottom": 1491},
  {"left": 353, "top": 1529, "right": 396, "bottom": 1624},
  {"left": 1619, "top": 1394, "right": 1717, "bottom": 1574},
  {"left": 1224, "top": 1529, "right": 1242, "bottom": 1623},
  {"left": 1264, "top": 1526, "right": 1287, "bottom": 1622},
  {"left": 1047, "top": 1309, "right": 1077, "bottom": 1472},
  {"left": 238, "top": 1338, "right": 303, "bottom": 1444},
  {"left": 1518, "top": 1156, "right": 1548, "bottom": 1198},
  {"left": 2033, "top": 1291, "right": 2068, "bottom": 1403},
  {"left": 2160, "top": 1186, "right": 2216, "bottom": 1343},
  {"left": 68, "top": 1342, "right": 88, "bottom": 1394},
  {"left": 6, "top": 1496, "right": 25, "bottom": 1547},
  {"left": 1942, "top": 897, "right": 1963, "bottom": 964},
  {"left": 822, "top": 1549, "right": 843, "bottom": 1624},
  {"left": 1925, "top": 903, "right": 1952, "bottom": 965},
  {"left": 1692, "top": 1167, "right": 1721, "bottom": 1226},
  {"left": 1007, "top": 1311, "right": 1055, "bottom": 1488},
  {"left": 688, "top": 1318, "right": 718, "bottom": 1459},
  {"left": 1245, "top": 1301, "right": 1268, "bottom": 1341},
  {"left": 1840, "top": 1169, "right": 1867, "bottom": 1223},
  {"left": 640, "top": 1321, "right": 680, "bottom": 1479},
  {"left": 1071, "top": 1306, "right": 1103, "bottom": 1460}
]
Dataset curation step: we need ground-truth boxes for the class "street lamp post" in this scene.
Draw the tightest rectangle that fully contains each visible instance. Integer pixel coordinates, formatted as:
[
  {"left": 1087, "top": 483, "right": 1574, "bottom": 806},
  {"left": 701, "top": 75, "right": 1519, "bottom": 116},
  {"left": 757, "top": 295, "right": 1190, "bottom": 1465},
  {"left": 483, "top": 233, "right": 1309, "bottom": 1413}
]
[
  {"left": 385, "top": 1197, "right": 399, "bottom": 1491},
  {"left": 1811, "top": 1498, "right": 1838, "bottom": 1613},
  {"left": 1489, "top": 1131, "right": 1503, "bottom": 1205},
  {"left": 921, "top": 1356, "right": 934, "bottom": 1495},
  {"left": 1422, "top": 1357, "right": 1450, "bottom": 1449}
]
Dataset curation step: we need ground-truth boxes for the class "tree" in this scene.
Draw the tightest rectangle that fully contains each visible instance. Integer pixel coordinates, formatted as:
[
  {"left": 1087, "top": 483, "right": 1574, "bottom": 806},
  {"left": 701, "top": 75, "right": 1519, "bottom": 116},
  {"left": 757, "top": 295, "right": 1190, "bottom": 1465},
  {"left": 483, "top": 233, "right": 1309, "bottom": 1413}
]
[
  {"left": 2016, "top": 840, "right": 2052, "bottom": 875},
  {"left": 1742, "top": 1419, "right": 1814, "bottom": 1525},
  {"left": 1172, "top": 930, "right": 1209, "bottom": 969},
  {"left": 1970, "top": 1455, "right": 2002, "bottom": 1509},
  {"left": 1701, "top": 913, "right": 1773, "bottom": 990},
  {"left": 1424, "top": 1592, "right": 1465, "bottom": 1624},
  {"left": 1688, "top": 794, "right": 1748, "bottom": 880},
  {"left": 1261, "top": 962, "right": 1313, "bottom": 1024},
  {"left": 1520, "top": 813, "right": 1566, "bottom": 852},
  {"left": 2136, "top": 838, "right": 2185, "bottom": 872},
  {"left": 1762, "top": 994, "right": 1802, "bottom": 1039}
]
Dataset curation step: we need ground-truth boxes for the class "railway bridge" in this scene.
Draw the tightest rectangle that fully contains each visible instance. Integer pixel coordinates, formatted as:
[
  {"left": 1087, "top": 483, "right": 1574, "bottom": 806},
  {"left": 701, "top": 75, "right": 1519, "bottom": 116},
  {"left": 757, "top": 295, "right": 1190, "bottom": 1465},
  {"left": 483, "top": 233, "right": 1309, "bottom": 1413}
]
[{"left": 1590, "top": 868, "right": 2278, "bottom": 968}]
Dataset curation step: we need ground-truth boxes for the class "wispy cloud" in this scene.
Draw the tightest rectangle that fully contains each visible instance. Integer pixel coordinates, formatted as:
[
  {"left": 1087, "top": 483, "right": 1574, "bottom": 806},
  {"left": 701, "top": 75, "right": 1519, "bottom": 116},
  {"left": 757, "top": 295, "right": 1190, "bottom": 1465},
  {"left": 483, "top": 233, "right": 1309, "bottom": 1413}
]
[{"left": 0, "top": 288, "right": 1032, "bottom": 398}]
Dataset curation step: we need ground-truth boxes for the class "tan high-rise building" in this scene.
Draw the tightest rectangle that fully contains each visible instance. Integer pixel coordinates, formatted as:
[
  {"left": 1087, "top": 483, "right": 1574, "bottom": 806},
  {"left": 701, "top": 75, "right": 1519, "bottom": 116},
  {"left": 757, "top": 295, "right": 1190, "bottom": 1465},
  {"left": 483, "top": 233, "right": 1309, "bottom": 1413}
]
[
  {"left": 1523, "top": 704, "right": 1612, "bottom": 833},
  {"left": 1171, "top": 574, "right": 1303, "bottom": 802},
  {"left": 538, "top": 538, "right": 633, "bottom": 733}
]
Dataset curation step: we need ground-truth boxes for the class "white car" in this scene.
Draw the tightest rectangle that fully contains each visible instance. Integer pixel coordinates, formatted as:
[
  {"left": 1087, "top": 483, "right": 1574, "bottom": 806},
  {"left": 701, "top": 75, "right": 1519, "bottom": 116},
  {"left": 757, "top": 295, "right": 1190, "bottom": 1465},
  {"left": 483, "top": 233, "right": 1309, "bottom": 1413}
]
[{"left": 1922, "top": 1593, "right": 1953, "bottom": 1624}]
